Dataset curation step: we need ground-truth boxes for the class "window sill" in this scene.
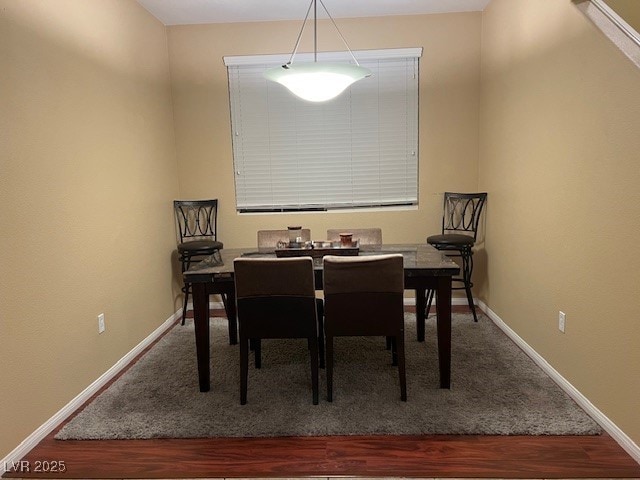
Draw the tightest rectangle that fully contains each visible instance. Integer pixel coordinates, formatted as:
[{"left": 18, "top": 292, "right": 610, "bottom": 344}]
[{"left": 237, "top": 204, "right": 418, "bottom": 215}]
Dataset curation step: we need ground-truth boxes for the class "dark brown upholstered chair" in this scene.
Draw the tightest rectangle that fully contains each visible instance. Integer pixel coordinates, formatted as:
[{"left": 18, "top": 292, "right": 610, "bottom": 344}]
[
  {"left": 174, "top": 199, "right": 223, "bottom": 324},
  {"left": 323, "top": 254, "right": 406, "bottom": 402},
  {"left": 326, "top": 228, "right": 382, "bottom": 245},
  {"left": 257, "top": 229, "right": 311, "bottom": 250},
  {"left": 426, "top": 192, "right": 487, "bottom": 322},
  {"left": 257, "top": 228, "right": 324, "bottom": 367},
  {"left": 234, "top": 257, "right": 322, "bottom": 405},
  {"left": 328, "top": 228, "right": 395, "bottom": 350}
]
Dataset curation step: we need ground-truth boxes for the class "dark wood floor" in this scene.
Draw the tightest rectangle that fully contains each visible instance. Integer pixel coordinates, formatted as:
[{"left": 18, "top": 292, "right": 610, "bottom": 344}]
[
  {"left": 6, "top": 432, "right": 640, "bottom": 479},
  {"left": 4, "top": 307, "right": 640, "bottom": 479},
  {"left": 6, "top": 431, "right": 640, "bottom": 479}
]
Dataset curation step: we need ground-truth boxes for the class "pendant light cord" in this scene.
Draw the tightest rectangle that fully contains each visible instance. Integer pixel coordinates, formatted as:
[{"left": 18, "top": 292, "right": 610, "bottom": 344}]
[
  {"left": 286, "top": 0, "right": 361, "bottom": 67},
  {"left": 317, "top": 0, "right": 361, "bottom": 66},
  {"left": 286, "top": 0, "right": 314, "bottom": 66}
]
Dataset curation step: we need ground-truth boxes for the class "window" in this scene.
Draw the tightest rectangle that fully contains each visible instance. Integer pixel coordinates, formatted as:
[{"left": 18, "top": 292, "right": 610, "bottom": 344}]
[{"left": 224, "top": 48, "right": 421, "bottom": 213}]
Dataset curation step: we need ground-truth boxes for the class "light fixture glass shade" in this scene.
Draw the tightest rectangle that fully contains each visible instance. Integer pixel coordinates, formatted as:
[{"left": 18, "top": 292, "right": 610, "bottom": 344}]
[{"left": 264, "top": 62, "right": 372, "bottom": 102}]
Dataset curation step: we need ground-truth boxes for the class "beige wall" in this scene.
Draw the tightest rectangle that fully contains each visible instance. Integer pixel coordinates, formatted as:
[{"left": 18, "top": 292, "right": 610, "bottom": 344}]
[
  {"left": 167, "top": 13, "right": 482, "bottom": 247},
  {"left": 480, "top": 0, "right": 640, "bottom": 444},
  {"left": 0, "top": 0, "right": 179, "bottom": 457}
]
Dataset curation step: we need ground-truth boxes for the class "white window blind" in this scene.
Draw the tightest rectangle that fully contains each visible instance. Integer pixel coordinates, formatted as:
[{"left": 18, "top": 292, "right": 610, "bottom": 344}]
[{"left": 224, "top": 48, "right": 421, "bottom": 212}]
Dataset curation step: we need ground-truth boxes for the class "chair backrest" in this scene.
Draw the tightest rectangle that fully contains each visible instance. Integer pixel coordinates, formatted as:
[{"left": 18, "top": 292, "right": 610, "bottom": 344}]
[
  {"left": 234, "top": 257, "right": 317, "bottom": 337},
  {"left": 323, "top": 254, "right": 403, "bottom": 295},
  {"left": 257, "top": 229, "right": 311, "bottom": 249},
  {"left": 326, "top": 228, "right": 383, "bottom": 246},
  {"left": 323, "top": 254, "right": 404, "bottom": 335},
  {"left": 234, "top": 257, "right": 316, "bottom": 299},
  {"left": 441, "top": 192, "right": 487, "bottom": 241},
  {"left": 174, "top": 199, "right": 219, "bottom": 244}
]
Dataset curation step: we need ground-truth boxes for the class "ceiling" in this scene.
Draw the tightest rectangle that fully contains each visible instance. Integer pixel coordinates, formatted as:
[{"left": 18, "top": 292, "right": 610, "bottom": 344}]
[{"left": 136, "top": 0, "right": 491, "bottom": 26}]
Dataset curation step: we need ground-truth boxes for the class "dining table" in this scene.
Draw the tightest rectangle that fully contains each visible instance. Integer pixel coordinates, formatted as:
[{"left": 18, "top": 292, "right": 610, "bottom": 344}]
[{"left": 183, "top": 243, "right": 460, "bottom": 392}]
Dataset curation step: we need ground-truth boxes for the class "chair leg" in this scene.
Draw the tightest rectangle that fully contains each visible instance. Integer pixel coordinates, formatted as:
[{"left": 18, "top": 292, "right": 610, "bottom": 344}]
[
  {"left": 180, "top": 253, "right": 191, "bottom": 325},
  {"left": 390, "top": 336, "right": 398, "bottom": 366},
  {"left": 425, "top": 289, "right": 435, "bottom": 319},
  {"left": 226, "top": 295, "right": 238, "bottom": 346},
  {"left": 326, "top": 335, "right": 334, "bottom": 402},
  {"left": 415, "top": 287, "right": 427, "bottom": 342},
  {"left": 385, "top": 336, "right": 392, "bottom": 350},
  {"left": 181, "top": 283, "right": 189, "bottom": 325},
  {"left": 309, "top": 336, "right": 319, "bottom": 405},
  {"left": 461, "top": 249, "right": 478, "bottom": 322},
  {"left": 397, "top": 332, "right": 407, "bottom": 401},
  {"left": 240, "top": 338, "right": 249, "bottom": 405}
]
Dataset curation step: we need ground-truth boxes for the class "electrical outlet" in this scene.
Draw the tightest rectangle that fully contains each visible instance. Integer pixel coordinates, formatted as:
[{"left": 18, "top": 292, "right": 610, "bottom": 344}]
[
  {"left": 98, "top": 313, "right": 105, "bottom": 334},
  {"left": 558, "top": 311, "right": 566, "bottom": 333}
]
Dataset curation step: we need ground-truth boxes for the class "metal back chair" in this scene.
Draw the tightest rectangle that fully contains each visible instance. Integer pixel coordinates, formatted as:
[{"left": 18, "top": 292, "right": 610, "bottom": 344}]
[
  {"left": 326, "top": 228, "right": 382, "bottom": 246},
  {"left": 174, "top": 199, "right": 223, "bottom": 323},
  {"left": 323, "top": 254, "right": 406, "bottom": 402},
  {"left": 426, "top": 192, "right": 487, "bottom": 322},
  {"left": 234, "top": 257, "right": 322, "bottom": 405}
]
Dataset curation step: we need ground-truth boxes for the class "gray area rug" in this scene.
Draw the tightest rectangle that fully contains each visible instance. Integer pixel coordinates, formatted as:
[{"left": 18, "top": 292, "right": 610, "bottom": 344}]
[{"left": 56, "top": 313, "right": 602, "bottom": 440}]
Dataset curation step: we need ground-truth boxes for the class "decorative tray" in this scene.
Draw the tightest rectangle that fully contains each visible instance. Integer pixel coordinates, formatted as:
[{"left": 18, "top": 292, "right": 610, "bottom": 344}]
[{"left": 275, "top": 241, "right": 359, "bottom": 258}]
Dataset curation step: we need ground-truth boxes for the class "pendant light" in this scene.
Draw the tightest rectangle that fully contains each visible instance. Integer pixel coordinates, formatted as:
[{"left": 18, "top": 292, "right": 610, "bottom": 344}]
[{"left": 263, "top": 0, "right": 371, "bottom": 102}]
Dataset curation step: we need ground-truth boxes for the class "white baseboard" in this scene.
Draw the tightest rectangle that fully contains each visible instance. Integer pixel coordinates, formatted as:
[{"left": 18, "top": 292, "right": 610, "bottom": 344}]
[
  {"left": 477, "top": 300, "right": 640, "bottom": 464},
  {"left": 1, "top": 309, "right": 181, "bottom": 469}
]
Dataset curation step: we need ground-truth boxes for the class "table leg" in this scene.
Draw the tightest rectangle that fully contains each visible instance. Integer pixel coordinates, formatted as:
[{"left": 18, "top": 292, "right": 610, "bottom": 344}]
[
  {"left": 415, "top": 287, "right": 426, "bottom": 342},
  {"left": 435, "top": 275, "right": 452, "bottom": 389},
  {"left": 192, "top": 282, "right": 210, "bottom": 392}
]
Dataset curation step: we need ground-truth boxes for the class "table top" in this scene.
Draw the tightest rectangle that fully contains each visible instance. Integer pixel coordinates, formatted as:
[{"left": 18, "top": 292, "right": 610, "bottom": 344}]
[{"left": 184, "top": 244, "right": 460, "bottom": 283}]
